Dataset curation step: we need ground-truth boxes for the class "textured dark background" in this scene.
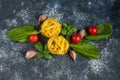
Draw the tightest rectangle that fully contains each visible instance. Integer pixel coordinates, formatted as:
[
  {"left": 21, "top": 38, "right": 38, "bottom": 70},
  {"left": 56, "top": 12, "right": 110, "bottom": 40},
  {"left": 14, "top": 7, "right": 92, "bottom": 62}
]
[{"left": 0, "top": 0, "right": 120, "bottom": 80}]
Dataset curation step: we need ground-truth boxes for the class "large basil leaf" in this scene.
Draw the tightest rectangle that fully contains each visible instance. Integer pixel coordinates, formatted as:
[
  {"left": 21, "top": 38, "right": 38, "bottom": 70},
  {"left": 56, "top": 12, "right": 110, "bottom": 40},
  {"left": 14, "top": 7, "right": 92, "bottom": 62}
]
[
  {"left": 7, "top": 25, "right": 39, "bottom": 42},
  {"left": 70, "top": 40, "right": 100, "bottom": 59},
  {"left": 85, "top": 23, "right": 112, "bottom": 40}
]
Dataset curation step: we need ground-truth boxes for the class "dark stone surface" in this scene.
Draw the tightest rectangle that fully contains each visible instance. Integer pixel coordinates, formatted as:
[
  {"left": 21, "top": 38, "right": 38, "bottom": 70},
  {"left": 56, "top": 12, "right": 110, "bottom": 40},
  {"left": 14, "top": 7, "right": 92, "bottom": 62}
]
[{"left": 0, "top": 0, "right": 120, "bottom": 80}]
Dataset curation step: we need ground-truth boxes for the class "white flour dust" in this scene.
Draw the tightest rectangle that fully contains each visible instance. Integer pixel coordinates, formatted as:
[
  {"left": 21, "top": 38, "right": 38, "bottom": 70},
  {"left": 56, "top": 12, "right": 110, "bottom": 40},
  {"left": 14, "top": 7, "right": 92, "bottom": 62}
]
[
  {"left": 5, "top": 19, "right": 18, "bottom": 27},
  {"left": 88, "top": 2, "right": 92, "bottom": 5},
  {"left": 89, "top": 60, "right": 105, "bottom": 74},
  {"left": 88, "top": 38, "right": 118, "bottom": 75},
  {"left": 43, "top": 5, "right": 63, "bottom": 22},
  {"left": 0, "top": 29, "right": 10, "bottom": 58},
  {"left": 11, "top": 71, "right": 23, "bottom": 80},
  {"left": 16, "top": 10, "right": 32, "bottom": 24},
  {"left": 0, "top": 29, "right": 8, "bottom": 43},
  {"left": 0, "top": 62, "right": 10, "bottom": 72}
]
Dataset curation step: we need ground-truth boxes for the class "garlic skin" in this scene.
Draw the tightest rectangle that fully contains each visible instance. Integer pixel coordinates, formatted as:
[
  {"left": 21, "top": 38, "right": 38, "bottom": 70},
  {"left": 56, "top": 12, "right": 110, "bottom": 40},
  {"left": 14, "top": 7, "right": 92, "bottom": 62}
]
[
  {"left": 79, "top": 29, "right": 86, "bottom": 39},
  {"left": 69, "top": 50, "right": 77, "bottom": 61},
  {"left": 25, "top": 50, "right": 37, "bottom": 59},
  {"left": 38, "top": 14, "right": 47, "bottom": 23}
]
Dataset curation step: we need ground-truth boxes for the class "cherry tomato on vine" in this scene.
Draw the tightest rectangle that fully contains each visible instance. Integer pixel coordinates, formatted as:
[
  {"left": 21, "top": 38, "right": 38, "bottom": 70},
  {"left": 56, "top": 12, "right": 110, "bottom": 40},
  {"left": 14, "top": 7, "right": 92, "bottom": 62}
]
[
  {"left": 29, "top": 34, "right": 39, "bottom": 43},
  {"left": 88, "top": 25, "right": 98, "bottom": 35},
  {"left": 71, "top": 33, "right": 82, "bottom": 44}
]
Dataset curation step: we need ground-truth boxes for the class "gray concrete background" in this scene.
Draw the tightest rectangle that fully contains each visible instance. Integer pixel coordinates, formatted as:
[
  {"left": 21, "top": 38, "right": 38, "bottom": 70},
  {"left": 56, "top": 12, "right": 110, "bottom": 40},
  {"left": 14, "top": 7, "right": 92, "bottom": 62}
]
[{"left": 0, "top": 0, "right": 120, "bottom": 80}]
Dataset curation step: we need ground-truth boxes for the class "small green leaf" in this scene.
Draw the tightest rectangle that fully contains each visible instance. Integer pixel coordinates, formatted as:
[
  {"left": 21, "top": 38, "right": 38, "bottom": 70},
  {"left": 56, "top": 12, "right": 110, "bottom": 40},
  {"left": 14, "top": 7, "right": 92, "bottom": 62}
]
[
  {"left": 61, "top": 23, "right": 77, "bottom": 40},
  {"left": 67, "top": 26, "right": 72, "bottom": 31},
  {"left": 34, "top": 42, "right": 43, "bottom": 51},
  {"left": 44, "top": 51, "right": 52, "bottom": 60},
  {"left": 67, "top": 24, "right": 73, "bottom": 28},
  {"left": 35, "top": 43, "right": 52, "bottom": 60},
  {"left": 44, "top": 44, "right": 48, "bottom": 50},
  {"left": 71, "top": 28, "right": 77, "bottom": 32},
  {"left": 66, "top": 35, "right": 71, "bottom": 40},
  {"left": 86, "top": 23, "right": 113, "bottom": 40},
  {"left": 61, "top": 29, "right": 67, "bottom": 35},
  {"left": 66, "top": 31, "right": 72, "bottom": 35},
  {"left": 70, "top": 40, "right": 100, "bottom": 59},
  {"left": 37, "top": 52, "right": 44, "bottom": 59},
  {"left": 62, "top": 23, "right": 68, "bottom": 28}
]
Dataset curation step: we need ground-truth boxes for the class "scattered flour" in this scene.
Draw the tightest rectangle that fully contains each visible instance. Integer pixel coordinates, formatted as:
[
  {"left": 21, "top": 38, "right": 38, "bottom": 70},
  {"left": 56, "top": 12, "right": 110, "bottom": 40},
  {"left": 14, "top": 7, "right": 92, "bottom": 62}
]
[
  {"left": 87, "top": 38, "right": 118, "bottom": 75},
  {"left": 16, "top": 10, "right": 31, "bottom": 24},
  {"left": 31, "top": 66, "right": 39, "bottom": 73},
  {"left": 43, "top": 5, "right": 63, "bottom": 22},
  {"left": 89, "top": 59, "right": 105, "bottom": 74},
  {"left": 79, "top": 67, "right": 89, "bottom": 80},
  {"left": 0, "top": 29, "right": 11, "bottom": 58},
  {"left": 0, "top": 29, "right": 9, "bottom": 43},
  {"left": 5, "top": 19, "right": 18, "bottom": 27},
  {"left": 0, "top": 29, "right": 26, "bottom": 64},
  {"left": 88, "top": 2, "right": 92, "bottom": 5},
  {"left": 21, "top": 1, "right": 24, "bottom": 6},
  {"left": 11, "top": 71, "right": 23, "bottom": 80},
  {"left": 0, "top": 63, "right": 10, "bottom": 72},
  {"left": 0, "top": 49, "right": 8, "bottom": 58},
  {"left": 47, "top": 68, "right": 72, "bottom": 80}
]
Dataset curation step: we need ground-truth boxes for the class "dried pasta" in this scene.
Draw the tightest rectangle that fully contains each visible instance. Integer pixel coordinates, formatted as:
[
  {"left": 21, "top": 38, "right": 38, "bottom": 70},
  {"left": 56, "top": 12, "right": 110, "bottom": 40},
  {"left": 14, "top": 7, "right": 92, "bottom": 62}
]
[
  {"left": 47, "top": 36, "right": 69, "bottom": 55},
  {"left": 40, "top": 18, "right": 61, "bottom": 38}
]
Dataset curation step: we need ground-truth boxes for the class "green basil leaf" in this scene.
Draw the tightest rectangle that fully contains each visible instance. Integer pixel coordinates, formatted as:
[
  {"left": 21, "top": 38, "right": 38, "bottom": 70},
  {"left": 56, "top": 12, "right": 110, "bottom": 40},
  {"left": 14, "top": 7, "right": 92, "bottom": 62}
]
[
  {"left": 44, "top": 51, "right": 52, "bottom": 60},
  {"left": 62, "top": 23, "right": 68, "bottom": 28},
  {"left": 67, "top": 24, "right": 73, "bottom": 28},
  {"left": 85, "top": 23, "right": 112, "bottom": 40},
  {"left": 70, "top": 40, "right": 100, "bottom": 59},
  {"left": 44, "top": 44, "right": 48, "bottom": 50},
  {"left": 7, "top": 25, "right": 39, "bottom": 42},
  {"left": 67, "top": 26, "right": 72, "bottom": 31},
  {"left": 61, "top": 29, "right": 67, "bottom": 35},
  {"left": 7, "top": 28, "right": 28, "bottom": 42},
  {"left": 37, "top": 52, "right": 44, "bottom": 59},
  {"left": 66, "top": 35, "right": 71, "bottom": 41},
  {"left": 66, "top": 31, "right": 72, "bottom": 35},
  {"left": 22, "top": 25, "right": 39, "bottom": 34},
  {"left": 71, "top": 28, "right": 77, "bottom": 32},
  {"left": 34, "top": 42, "right": 43, "bottom": 51},
  {"left": 61, "top": 23, "right": 77, "bottom": 40},
  {"left": 35, "top": 44, "right": 52, "bottom": 60}
]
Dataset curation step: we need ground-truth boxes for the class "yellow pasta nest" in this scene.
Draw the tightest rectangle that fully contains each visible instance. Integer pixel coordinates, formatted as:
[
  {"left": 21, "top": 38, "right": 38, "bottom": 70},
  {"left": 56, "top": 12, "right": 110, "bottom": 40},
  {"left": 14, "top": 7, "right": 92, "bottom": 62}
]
[
  {"left": 47, "top": 36, "right": 69, "bottom": 55},
  {"left": 40, "top": 18, "right": 61, "bottom": 38}
]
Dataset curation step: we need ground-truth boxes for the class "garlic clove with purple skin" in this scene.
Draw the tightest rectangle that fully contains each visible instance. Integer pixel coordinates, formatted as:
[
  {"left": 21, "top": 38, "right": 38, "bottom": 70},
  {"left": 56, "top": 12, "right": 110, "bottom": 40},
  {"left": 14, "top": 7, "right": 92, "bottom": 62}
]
[
  {"left": 79, "top": 29, "right": 86, "bottom": 39},
  {"left": 25, "top": 50, "right": 37, "bottom": 59},
  {"left": 69, "top": 50, "right": 77, "bottom": 61},
  {"left": 38, "top": 14, "right": 47, "bottom": 23}
]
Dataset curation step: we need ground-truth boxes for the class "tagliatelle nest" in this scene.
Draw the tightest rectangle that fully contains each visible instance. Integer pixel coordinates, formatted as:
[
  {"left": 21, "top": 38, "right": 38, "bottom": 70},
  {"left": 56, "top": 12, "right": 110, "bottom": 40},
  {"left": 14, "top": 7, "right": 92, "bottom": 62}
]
[
  {"left": 47, "top": 36, "right": 69, "bottom": 55},
  {"left": 40, "top": 18, "right": 61, "bottom": 38}
]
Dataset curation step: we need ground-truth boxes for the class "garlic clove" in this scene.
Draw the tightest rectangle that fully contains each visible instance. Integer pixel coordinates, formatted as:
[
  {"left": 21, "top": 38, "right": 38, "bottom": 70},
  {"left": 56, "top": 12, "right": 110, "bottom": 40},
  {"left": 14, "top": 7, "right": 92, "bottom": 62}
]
[
  {"left": 69, "top": 50, "right": 77, "bottom": 61},
  {"left": 38, "top": 14, "right": 47, "bottom": 23},
  {"left": 79, "top": 29, "right": 86, "bottom": 39},
  {"left": 25, "top": 50, "right": 37, "bottom": 59}
]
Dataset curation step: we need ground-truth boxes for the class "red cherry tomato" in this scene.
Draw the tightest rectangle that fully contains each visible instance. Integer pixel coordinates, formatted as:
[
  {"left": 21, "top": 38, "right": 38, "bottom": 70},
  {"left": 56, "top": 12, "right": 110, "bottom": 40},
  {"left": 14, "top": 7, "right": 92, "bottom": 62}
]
[
  {"left": 88, "top": 25, "right": 98, "bottom": 35},
  {"left": 71, "top": 33, "right": 82, "bottom": 44},
  {"left": 29, "top": 34, "right": 39, "bottom": 43}
]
